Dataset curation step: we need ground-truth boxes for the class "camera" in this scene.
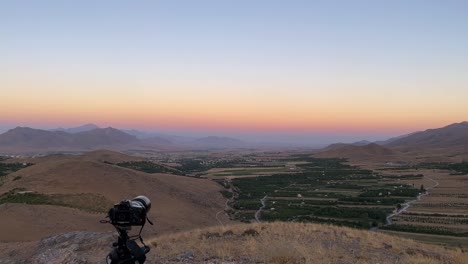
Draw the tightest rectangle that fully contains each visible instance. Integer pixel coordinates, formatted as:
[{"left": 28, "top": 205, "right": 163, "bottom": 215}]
[
  {"left": 102, "top": 195, "right": 153, "bottom": 264},
  {"left": 108, "top": 196, "right": 151, "bottom": 226}
]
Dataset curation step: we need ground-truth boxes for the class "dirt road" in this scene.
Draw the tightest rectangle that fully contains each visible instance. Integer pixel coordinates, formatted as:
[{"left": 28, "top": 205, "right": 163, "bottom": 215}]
[
  {"left": 386, "top": 176, "right": 439, "bottom": 225},
  {"left": 255, "top": 196, "right": 267, "bottom": 222}
]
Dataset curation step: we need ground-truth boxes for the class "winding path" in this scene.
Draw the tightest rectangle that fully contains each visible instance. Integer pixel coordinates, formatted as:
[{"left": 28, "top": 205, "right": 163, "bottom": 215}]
[
  {"left": 255, "top": 196, "right": 268, "bottom": 223},
  {"left": 385, "top": 176, "right": 439, "bottom": 225},
  {"left": 215, "top": 198, "right": 230, "bottom": 227},
  {"left": 215, "top": 178, "right": 234, "bottom": 227}
]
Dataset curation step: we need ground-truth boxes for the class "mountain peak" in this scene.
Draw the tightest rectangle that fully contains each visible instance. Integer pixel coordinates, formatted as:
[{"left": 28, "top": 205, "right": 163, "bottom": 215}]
[
  {"left": 66, "top": 124, "right": 100, "bottom": 133},
  {"left": 387, "top": 121, "right": 468, "bottom": 148}
]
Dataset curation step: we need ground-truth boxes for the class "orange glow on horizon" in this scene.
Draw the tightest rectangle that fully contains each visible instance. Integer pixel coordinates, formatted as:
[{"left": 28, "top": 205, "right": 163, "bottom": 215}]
[
  {"left": 1, "top": 103, "right": 462, "bottom": 135},
  {"left": 2, "top": 73, "right": 466, "bottom": 135}
]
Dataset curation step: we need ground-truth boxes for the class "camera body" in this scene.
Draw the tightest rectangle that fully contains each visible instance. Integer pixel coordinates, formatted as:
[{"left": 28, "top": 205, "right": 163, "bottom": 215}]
[
  {"left": 108, "top": 196, "right": 151, "bottom": 227},
  {"left": 104, "top": 195, "right": 152, "bottom": 264}
]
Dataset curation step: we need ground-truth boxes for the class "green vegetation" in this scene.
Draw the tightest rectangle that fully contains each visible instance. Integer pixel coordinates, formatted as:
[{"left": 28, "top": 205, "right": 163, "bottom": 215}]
[
  {"left": 338, "top": 197, "right": 406, "bottom": 205},
  {"left": 0, "top": 162, "right": 32, "bottom": 177},
  {"left": 177, "top": 158, "right": 243, "bottom": 173},
  {"left": 116, "top": 161, "right": 183, "bottom": 175},
  {"left": 359, "top": 188, "right": 420, "bottom": 197},
  {"left": 213, "top": 168, "right": 287, "bottom": 176},
  {"left": 383, "top": 174, "right": 424, "bottom": 179},
  {"left": 220, "top": 190, "right": 233, "bottom": 199},
  {"left": 229, "top": 157, "right": 419, "bottom": 228},
  {"left": 0, "top": 189, "right": 113, "bottom": 213}
]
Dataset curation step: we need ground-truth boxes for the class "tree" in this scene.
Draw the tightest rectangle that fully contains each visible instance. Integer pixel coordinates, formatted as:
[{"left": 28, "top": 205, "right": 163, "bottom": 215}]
[
  {"left": 360, "top": 212, "right": 370, "bottom": 228},
  {"left": 420, "top": 184, "right": 426, "bottom": 193}
]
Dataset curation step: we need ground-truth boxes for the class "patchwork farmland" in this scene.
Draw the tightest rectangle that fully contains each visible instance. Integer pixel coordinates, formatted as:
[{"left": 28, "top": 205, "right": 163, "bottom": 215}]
[{"left": 199, "top": 153, "right": 468, "bottom": 248}]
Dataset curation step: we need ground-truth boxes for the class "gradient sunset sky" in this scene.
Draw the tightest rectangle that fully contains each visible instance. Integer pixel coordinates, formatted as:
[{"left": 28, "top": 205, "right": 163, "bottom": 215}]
[{"left": 1, "top": 1, "right": 467, "bottom": 145}]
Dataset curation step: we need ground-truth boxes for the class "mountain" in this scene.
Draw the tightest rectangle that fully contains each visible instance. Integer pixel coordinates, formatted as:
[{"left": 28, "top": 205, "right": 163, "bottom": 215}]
[
  {"left": 122, "top": 129, "right": 153, "bottom": 139},
  {"left": 52, "top": 123, "right": 99, "bottom": 133},
  {"left": 375, "top": 132, "right": 418, "bottom": 145},
  {"left": 0, "top": 127, "right": 74, "bottom": 149},
  {"left": 352, "top": 140, "right": 371, "bottom": 146},
  {"left": 73, "top": 127, "right": 138, "bottom": 147},
  {"left": 321, "top": 142, "right": 349, "bottom": 151},
  {"left": 321, "top": 140, "right": 373, "bottom": 151},
  {"left": 385, "top": 121, "right": 468, "bottom": 148},
  {"left": 0, "top": 126, "right": 250, "bottom": 153},
  {"left": 316, "top": 143, "right": 398, "bottom": 161},
  {"left": 0, "top": 127, "right": 138, "bottom": 153}
]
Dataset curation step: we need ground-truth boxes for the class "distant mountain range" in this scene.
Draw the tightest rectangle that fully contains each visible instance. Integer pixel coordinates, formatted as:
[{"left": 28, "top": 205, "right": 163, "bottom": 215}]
[
  {"left": 385, "top": 121, "right": 468, "bottom": 148},
  {"left": 317, "top": 121, "right": 468, "bottom": 162},
  {"left": 0, "top": 125, "right": 248, "bottom": 154},
  {"left": 52, "top": 124, "right": 100, "bottom": 134},
  {"left": 0, "top": 127, "right": 139, "bottom": 153},
  {"left": 1, "top": 121, "right": 467, "bottom": 156}
]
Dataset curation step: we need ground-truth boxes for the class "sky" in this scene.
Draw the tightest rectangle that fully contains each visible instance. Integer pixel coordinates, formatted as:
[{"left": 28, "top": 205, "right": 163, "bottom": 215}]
[{"left": 1, "top": 1, "right": 467, "bottom": 145}]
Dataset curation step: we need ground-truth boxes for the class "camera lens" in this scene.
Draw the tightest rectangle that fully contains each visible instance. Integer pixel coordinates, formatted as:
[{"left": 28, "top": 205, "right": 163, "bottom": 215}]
[{"left": 132, "top": 195, "right": 151, "bottom": 213}]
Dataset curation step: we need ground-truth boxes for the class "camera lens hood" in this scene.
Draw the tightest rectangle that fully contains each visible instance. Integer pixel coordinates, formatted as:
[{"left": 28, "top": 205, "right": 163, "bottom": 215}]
[{"left": 132, "top": 195, "right": 151, "bottom": 213}]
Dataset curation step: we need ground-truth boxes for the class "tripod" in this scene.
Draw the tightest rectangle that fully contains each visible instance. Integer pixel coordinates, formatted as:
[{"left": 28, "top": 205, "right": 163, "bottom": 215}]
[{"left": 106, "top": 226, "right": 150, "bottom": 264}]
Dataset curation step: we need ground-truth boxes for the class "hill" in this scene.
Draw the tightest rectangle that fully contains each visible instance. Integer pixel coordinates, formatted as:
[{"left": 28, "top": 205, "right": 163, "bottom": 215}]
[
  {"left": 316, "top": 122, "right": 468, "bottom": 163},
  {"left": 53, "top": 123, "right": 100, "bottom": 133},
  {"left": 0, "top": 222, "right": 465, "bottom": 263},
  {"left": 386, "top": 121, "right": 468, "bottom": 149},
  {"left": 315, "top": 143, "right": 398, "bottom": 162},
  {"left": 0, "top": 127, "right": 139, "bottom": 153},
  {"left": 0, "top": 150, "right": 229, "bottom": 241}
]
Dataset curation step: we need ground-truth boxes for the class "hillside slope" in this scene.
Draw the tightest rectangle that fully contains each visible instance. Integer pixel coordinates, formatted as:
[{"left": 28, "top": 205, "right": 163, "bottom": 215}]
[
  {"left": 387, "top": 121, "right": 468, "bottom": 149},
  {"left": 315, "top": 143, "right": 399, "bottom": 162},
  {"left": 0, "top": 222, "right": 465, "bottom": 263},
  {"left": 0, "top": 151, "right": 229, "bottom": 241}
]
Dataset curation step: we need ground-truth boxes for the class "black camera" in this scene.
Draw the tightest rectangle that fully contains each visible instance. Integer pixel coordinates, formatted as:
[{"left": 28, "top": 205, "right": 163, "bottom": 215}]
[
  {"left": 102, "top": 195, "right": 153, "bottom": 264},
  {"left": 108, "top": 196, "right": 151, "bottom": 226}
]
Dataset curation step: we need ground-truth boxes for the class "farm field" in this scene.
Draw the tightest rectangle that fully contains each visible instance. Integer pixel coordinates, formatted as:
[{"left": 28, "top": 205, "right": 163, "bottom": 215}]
[
  {"left": 205, "top": 166, "right": 297, "bottom": 177},
  {"left": 174, "top": 152, "right": 467, "bottom": 248},
  {"left": 226, "top": 155, "right": 421, "bottom": 228},
  {"left": 11, "top": 149, "right": 463, "bottom": 248},
  {"left": 381, "top": 168, "right": 468, "bottom": 239}
]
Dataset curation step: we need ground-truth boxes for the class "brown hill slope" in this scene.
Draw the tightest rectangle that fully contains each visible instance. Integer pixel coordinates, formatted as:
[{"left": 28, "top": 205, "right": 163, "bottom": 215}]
[
  {"left": 315, "top": 143, "right": 399, "bottom": 162},
  {"left": 1, "top": 222, "right": 465, "bottom": 263},
  {"left": 0, "top": 151, "right": 229, "bottom": 241},
  {"left": 387, "top": 121, "right": 468, "bottom": 148},
  {"left": 148, "top": 222, "right": 467, "bottom": 264}
]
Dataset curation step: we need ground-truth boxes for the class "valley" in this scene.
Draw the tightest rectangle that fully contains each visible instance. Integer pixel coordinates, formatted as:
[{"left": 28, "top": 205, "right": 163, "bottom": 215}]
[{"left": 0, "top": 121, "right": 467, "bottom": 262}]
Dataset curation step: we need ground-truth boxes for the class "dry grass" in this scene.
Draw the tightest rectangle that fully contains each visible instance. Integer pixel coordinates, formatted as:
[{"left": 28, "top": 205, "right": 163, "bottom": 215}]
[
  {"left": 148, "top": 222, "right": 467, "bottom": 264},
  {"left": 0, "top": 151, "right": 230, "bottom": 241}
]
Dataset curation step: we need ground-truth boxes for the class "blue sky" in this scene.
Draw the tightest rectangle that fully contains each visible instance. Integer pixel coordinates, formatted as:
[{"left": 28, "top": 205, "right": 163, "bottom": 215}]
[{"left": 1, "top": 1, "right": 467, "bottom": 145}]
